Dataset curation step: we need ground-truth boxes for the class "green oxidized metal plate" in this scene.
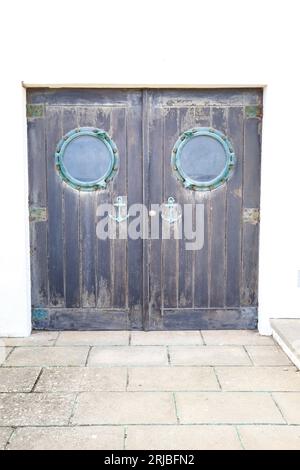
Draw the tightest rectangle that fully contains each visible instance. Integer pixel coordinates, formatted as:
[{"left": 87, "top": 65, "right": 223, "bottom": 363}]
[
  {"left": 55, "top": 127, "right": 119, "bottom": 191},
  {"left": 171, "top": 127, "right": 236, "bottom": 191}
]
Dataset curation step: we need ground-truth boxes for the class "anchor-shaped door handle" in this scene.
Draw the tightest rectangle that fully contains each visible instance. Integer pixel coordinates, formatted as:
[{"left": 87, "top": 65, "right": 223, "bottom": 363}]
[
  {"left": 108, "top": 196, "right": 129, "bottom": 223},
  {"left": 161, "top": 197, "right": 182, "bottom": 224}
]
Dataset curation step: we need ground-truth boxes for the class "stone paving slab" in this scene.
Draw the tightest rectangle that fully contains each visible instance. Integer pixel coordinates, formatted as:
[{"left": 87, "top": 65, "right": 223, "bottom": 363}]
[
  {"left": 0, "top": 330, "right": 298, "bottom": 450},
  {"left": 238, "top": 425, "right": 300, "bottom": 450},
  {"left": 169, "top": 346, "right": 251, "bottom": 366},
  {"left": 88, "top": 346, "right": 168, "bottom": 367},
  {"left": 271, "top": 319, "right": 300, "bottom": 369},
  {"left": 0, "top": 347, "right": 12, "bottom": 365},
  {"left": 175, "top": 392, "right": 285, "bottom": 424},
  {"left": 127, "top": 367, "right": 219, "bottom": 391},
  {"left": 0, "top": 367, "right": 41, "bottom": 392},
  {"left": 201, "top": 330, "right": 274, "bottom": 346},
  {"left": 131, "top": 331, "right": 203, "bottom": 346},
  {"left": 35, "top": 367, "right": 127, "bottom": 392},
  {"left": 4, "top": 346, "right": 89, "bottom": 367},
  {"left": 71, "top": 392, "right": 177, "bottom": 425},
  {"left": 56, "top": 331, "right": 129, "bottom": 346},
  {"left": 216, "top": 366, "right": 300, "bottom": 391},
  {"left": 0, "top": 393, "right": 76, "bottom": 426},
  {"left": 125, "top": 425, "right": 242, "bottom": 450},
  {"left": 245, "top": 346, "right": 292, "bottom": 366},
  {"left": 0, "top": 428, "right": 12, "bottom": 450},
  {"left": 271, "top": 319, "right": 300, "bottom": 354},
  {"left": 0, "top": 332, "right": 58, "bottom": 347},
  {"left": 7, "top": 426, "right": 124, "bottom": 450},
  {"left": 272, "top": 392, "right": 300, "bottom": 424}
]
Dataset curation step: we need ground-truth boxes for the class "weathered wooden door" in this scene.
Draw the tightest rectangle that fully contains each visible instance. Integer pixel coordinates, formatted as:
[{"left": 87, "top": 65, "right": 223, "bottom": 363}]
[
  {"left": 145, "top": 89, "right": 262, "bottom": 329},
  {"left": 27, "top": 89, "right": 143, "bottom": 329},
  {"left": 27, "top": 88, "right": 262, "bottom": 330}
]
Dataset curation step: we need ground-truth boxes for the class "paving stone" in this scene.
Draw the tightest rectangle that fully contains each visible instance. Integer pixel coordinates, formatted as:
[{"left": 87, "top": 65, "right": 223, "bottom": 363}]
[
  {"left": 72, "top": 392, "right": 177, "bottom": 425},
  {"left": 0, "top": 347, "right": 12, "bottom": 365},
  {"left": 0, "top": 332, "right": 58, "bottom": 347},
  {"left": 169, "top": 346, "right": 251, "bottom": 366},
  {"left": 131, "top": 331, "right": 203, "bottom": 346},
  {"left": 175, "top": 392, "right": 285, "bottom": 424},
  {"left": 216, "top": 366, "right": 300, "bottom": 391},
  {"left": 4, "top": 346, "right": 89, "bottom": 367},
  {"left": 0, "top": 393, "right": 76, "bottom": 426},
  {"left": 238, "top": 425, "right": 300, "bottom": 450},
  {"left": 125, "top": 425, "right": 242, "bottom": 450},
  {"left": 271, "top": 319, "right": 300, "bottom": 354},
  {"left": 0, "top": 367, "right": 41, "bottom": 392},
  {"left": 271, "top": 319, "right": 300, "bottom": 369},
  {"left": 35, "top": 367, "right": 127, "bottom": 392},
  {"left": 245, "top": 346, "right": 292, "bottom": 366},
  {"left": 7, "top": 426, "right": 124, "bottom": 450},
  {"left": 201, "top": 330, "right": 274, "bottom": 346},
  {"left": 272, "top": 392, "right": 300, "bottom": 424},
  {"left": 56, "top": 331, "right": 129, "bottom": 346},
  {"left": 127, "top": 367, "right": 219, "bottom": 391},
  {"left": 0, "top": 427, "right": 12, "bottom": 450},
  {"left": 88, "top": 346, "right": 168, "bottom": 366}
]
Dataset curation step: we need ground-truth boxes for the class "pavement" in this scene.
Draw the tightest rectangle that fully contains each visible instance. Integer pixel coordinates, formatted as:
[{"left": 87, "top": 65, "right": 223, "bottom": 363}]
[{"left": 0, "top": 330, "right": 300, "bottom": 450}]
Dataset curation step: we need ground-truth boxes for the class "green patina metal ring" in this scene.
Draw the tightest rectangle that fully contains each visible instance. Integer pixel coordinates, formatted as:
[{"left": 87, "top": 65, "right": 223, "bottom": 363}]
[
  {"left": 55, "top": 127, "right": 119, "bottom": 191},
  {"left": 171, "top": 127, "right": 236, "bottom": 191}
]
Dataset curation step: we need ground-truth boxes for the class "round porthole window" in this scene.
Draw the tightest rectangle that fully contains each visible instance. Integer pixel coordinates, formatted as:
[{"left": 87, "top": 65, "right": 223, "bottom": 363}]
[
  {"left": 55, "top": 127, "right": 119, "bottom": 190},
  {"left": 171, "top": 127, "right": 236, "bottom": 191}
]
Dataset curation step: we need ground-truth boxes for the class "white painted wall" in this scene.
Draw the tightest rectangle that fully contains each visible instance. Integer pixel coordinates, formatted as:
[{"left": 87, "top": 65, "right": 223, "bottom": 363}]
[{"left": 0, "top": 0, "right": 299, "bottom": 336}]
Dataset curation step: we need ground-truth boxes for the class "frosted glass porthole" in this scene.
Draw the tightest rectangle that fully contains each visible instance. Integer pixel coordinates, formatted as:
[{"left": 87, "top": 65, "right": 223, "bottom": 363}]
[
  {"left": 171, "top": 127, "right": 236, "bottom": 191},
  {"left": 55, "top": 127, "right": 119, "bottom": 190}
]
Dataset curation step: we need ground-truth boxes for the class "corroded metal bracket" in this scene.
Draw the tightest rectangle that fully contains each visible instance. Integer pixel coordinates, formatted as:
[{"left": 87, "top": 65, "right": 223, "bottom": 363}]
[
  {"left": 243, "top": 208, "right": 260, "bottom": 224},
  {"left": 245, "top": 106, "right": 263, "bottom": 119},
  {"left": 29, "top": 207, "right": 47, "bottom": 222},
  {"left": 27, "top": 104, "right": 44, "bottom": 118}
]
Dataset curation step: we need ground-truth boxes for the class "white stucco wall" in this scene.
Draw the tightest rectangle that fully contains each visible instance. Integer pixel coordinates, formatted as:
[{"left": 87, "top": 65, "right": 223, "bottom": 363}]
[{"left": 0, "top": 0, "right": 299, "bottom": 336}]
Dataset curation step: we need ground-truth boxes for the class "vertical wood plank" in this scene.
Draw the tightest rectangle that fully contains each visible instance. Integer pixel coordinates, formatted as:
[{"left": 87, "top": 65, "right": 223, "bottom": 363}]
[
  {"left": 226, "top": 106, "right": 243, "bottom": 306},
  {"left": 111, "top": 106, "right": 127, "bottom": 308},
  {"left": 163, "top": 107, "right": 179, "bottom": 308},
  {"left": 28, "top": 118, "right": 47, "bottom": 207},
  {"left": 95, "top": 107, "right": 113, "bottom": 308},
  {"left": 77, "top": 107, "right": 97, "bottom": 307},
  {"left": 27, "top": 117, "right": 48, "bottom": 306},
  {"left": 148, "top": 94, "right": 163, "bottom": 325},
  {"left": 127, "top": 98, "right": 143, "bottom": 328},
  {"left": 80, "top": 192, "right": 96, "bottom": 307},
  {"left": 209, "top": 107, "right": 227, "bottom": 307},
  {"left": 177, "top": 107, "right": 194, "bottom": 308},
  {"left": 142, "top": 89, "right": 150, "bottom": 328},
  {"left": 242, "top": 116, "right": 261, "bottom": 305},
  {"left": 46, "top": 106, "right": 65, "bottom": 306},
  {"left": 194, "top": 106, "right": 210, "bottom": 307},
  {"left": 62, "top": 107, "right": 80, "bottom": 308}
]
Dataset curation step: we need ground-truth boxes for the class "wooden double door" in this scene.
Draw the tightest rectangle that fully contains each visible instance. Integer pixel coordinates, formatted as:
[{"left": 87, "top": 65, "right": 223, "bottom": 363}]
[{"left": 27, "top": 88, "right": 262, "bottom": 330}]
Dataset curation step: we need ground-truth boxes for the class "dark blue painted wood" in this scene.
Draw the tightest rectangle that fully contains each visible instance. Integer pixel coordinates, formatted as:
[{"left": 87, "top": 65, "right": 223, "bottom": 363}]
[
  {"left": 226, "top": 107, "right": 243, "bottom": 307},
  {"left": 27, "top": 116, "right": 48, "bottom": 307},
  {"left": 28, "top": 88, "right": 262, "bottom": 330},
  {"left": 46, "top": 106, "right": 65, "bottom": 307},
  {"left": 62, "top": 107, "right": 80, "bottom": 308}
]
